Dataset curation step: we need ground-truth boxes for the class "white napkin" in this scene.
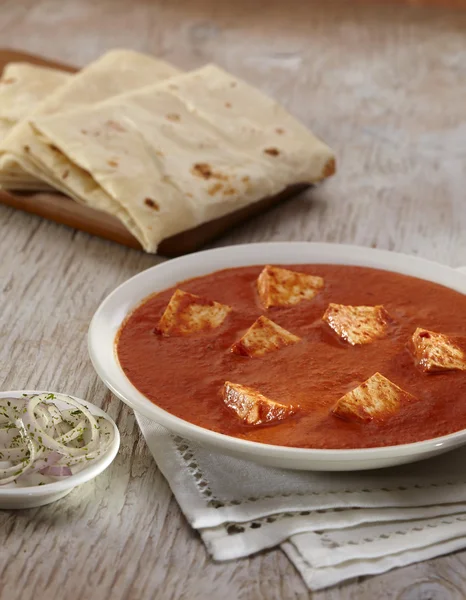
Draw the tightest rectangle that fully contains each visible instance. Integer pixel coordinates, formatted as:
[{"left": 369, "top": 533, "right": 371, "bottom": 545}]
[{"left": 136, "top": 414, "right": 466, "bottom": 591}]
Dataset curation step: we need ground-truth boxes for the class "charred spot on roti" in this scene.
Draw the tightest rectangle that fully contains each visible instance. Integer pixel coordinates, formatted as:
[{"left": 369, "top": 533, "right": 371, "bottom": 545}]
[
  {"left": 144, "top": 198, "right": 159, "bottom": 210},
  {"left": 225, "top": 102, "right": 232, "bottom": 108},
  {"left": 107, "top": 159, "right": 119, "bottom": 167},
  {"left": 166, "top": 113, "right": 180, "bottom": 122},
  {"left": 24, "top": 145, "right": 30, "bottom": 153},
  {"left": 242, "top": 176, "right": 250, "bottom": 183},
  {"left": 223, "top": 186, "right": 237, "bottom": 195},
  {"left": 62, "top": 169, "right": 69, "bottom": 179},
  {"left": 275, "top": 128, "right": 285, "bottom": 135},
  {"left": 106, "top": 119, "right": 126, "bottom": 132},
  {"left": 192, "top": 163, "right": 213, "bottom": 179},
  {"left": 81, "top": 129, "right": 88, "bottom": 135},
  {"left": 191, "top": 163, "right": 228, "bottom": 181},
  {"left": 208, "top": 183, "right": 223, "bottom": 196},
  {"left": 264, "top": 147, "right": 280, "bottom": 157},
  {"left": 322, "top": 157, "right": 336, "bottom": 179},
  {"left": 207, "top": 183, "right": 237, "bottom": 196},
  {"left": 49, "top": 144, "right": 60, "bottom": 152}
]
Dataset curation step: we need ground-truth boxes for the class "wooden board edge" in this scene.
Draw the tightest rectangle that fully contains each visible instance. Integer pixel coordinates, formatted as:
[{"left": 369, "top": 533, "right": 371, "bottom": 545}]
[{"left": 0, "top": 184, "right": 310, "bottom": 256}]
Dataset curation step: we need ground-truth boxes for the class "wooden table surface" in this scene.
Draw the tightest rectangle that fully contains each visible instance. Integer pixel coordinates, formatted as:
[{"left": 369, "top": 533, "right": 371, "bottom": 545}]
[{"left": 1, "top": 1, "right": 466, "bottom": 598}]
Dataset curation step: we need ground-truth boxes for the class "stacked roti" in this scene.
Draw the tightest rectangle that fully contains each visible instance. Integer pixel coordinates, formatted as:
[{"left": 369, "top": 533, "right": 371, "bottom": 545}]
[
  {"left": 0, "top": 63, "right": 70, "bottom": 141},
  {"left": 0, "top": 63, "right": 70, "bottom": 190},
  {"left": 0, "top": 50, "right": 335, "bottom": 253},
  {"left": 0, "top": 50, "right": 180, "bottom": 193}
]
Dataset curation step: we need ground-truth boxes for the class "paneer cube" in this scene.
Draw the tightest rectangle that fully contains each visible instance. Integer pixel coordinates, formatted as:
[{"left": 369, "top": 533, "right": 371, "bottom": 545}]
[
  {"left": 223, "top": 381, "right": 298, "bottom": 425},
  {"left": 231, "top": 315, "right": 300, "bottom": 357},
  {"left": 257, "top": 265, "right": 324, "bottom": 309},
  {"left": 156, "top": 289, "right": 231, "bottom": 336},
  {"left": 332, "top": 372, "right": 416, "bottom": 423},
  {"left": 411, "top": 327, "right": 466, "bottom": 372},
  {"left": 323, "top": 303, "right": 390, "bottom": 345}
]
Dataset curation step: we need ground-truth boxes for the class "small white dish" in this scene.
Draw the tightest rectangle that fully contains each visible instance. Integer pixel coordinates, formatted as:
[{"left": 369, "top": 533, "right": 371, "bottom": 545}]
[
  {"left": 0, "top": 390, "right": 120, "bottom": 509},
  {"left": 88, "top": 242, "right": 466, "bottom": 471}
]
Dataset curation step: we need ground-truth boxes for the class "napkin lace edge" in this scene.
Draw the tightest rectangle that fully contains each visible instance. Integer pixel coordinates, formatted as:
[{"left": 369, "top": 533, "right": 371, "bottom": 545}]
[
  {"left": 317, "top": 513, "right": 466, "bottom": 550},
  {"left": 173, "top": 435, "right": 466, "bottom": 509}
]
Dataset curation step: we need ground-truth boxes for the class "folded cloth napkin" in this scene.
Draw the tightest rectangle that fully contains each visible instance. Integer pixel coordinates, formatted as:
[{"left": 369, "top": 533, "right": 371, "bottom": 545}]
[{"left": 135, "top": 414, "right": 466, "bottom": 591}]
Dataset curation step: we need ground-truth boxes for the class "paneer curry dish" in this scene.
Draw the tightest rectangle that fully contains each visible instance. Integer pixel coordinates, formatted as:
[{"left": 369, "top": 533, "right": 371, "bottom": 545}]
[{"left": 116, "top": 264, "right": 466, "bottom": 449}]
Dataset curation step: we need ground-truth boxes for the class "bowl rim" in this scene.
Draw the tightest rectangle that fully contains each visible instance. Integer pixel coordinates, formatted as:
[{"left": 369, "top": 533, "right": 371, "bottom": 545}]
[
  {"left": 0, "top": 390, "right": 120, "bottom": 496},
  {"left": 88, "top": 241, "right": 466, "bottom": 462}
]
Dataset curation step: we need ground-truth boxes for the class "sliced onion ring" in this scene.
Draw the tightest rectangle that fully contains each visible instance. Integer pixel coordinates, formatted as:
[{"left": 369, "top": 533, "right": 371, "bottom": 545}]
[{"left": 0, "top": 393, "right": 115, "bottom": 487}]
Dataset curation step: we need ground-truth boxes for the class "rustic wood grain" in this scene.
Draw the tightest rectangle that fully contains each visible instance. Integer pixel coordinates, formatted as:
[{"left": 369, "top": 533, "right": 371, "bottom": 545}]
[{"left": 0, "top": 0, "right": 465, "bottom": 599}]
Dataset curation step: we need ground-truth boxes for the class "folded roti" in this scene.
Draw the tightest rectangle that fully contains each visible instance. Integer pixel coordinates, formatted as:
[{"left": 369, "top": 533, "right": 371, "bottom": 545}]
[
  {"left": 30, "top": 64, "right": 335, "bottom": 253},
  {"left": 0, "top": 63, "right": 70, "bottom": 190},
  {"left": 0, "top": 49, "right": 180, "bottom": 190},
  {"left": 0, "top": 63, "right": 70, "bottom": 138}
]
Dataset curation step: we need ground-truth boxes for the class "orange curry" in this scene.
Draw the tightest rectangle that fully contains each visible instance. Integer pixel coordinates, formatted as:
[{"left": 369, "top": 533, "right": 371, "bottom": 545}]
[{"left": 116, "top": 265, "right": 466, "bottom": 449}]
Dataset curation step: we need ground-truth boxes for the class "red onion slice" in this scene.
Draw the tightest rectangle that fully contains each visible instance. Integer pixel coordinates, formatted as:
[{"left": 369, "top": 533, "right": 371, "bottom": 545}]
[{"left": 39, "top": 465, "right": 72, "bottom": 477}]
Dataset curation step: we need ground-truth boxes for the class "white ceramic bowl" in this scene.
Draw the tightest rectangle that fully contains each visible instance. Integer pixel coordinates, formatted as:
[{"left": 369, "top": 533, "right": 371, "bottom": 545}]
[
  {"left": 0, "top": 390, "right": 120, "bottom": 509},
  {"left": 88, "top": 242, "right": 466, "bottom": 471}
]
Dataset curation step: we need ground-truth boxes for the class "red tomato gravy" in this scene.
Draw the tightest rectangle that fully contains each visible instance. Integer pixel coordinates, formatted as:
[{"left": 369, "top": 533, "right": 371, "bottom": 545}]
[{"left": 116, "top": 265, "right": 466, "bottom": 449}]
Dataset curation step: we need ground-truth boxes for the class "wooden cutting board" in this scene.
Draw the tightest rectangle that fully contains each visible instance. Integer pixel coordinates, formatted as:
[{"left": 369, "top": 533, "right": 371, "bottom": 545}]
[{"left": 0, "top": 49, "right": 310, "bottom": 256}]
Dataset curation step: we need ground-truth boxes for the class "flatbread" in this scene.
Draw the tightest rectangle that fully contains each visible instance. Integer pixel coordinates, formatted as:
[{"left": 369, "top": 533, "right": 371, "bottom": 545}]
[
  {"left": 0, "top": 49, "right": 180, "bottom": 190},
  {"left": 0, "top": 63, "right": 70, "bottom": 190},
  {"left": 0, "top": 63, "right": 70, "bottom": 139},
  {"left": 28, "top": 65, "right": 335, "bottom": 252}
]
